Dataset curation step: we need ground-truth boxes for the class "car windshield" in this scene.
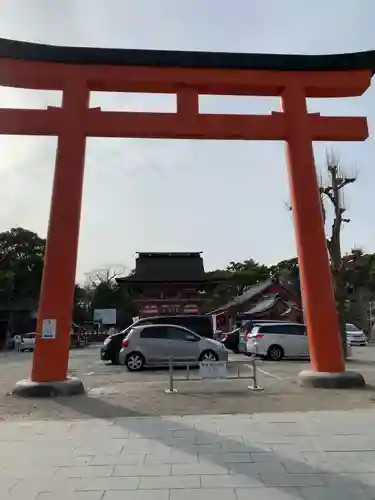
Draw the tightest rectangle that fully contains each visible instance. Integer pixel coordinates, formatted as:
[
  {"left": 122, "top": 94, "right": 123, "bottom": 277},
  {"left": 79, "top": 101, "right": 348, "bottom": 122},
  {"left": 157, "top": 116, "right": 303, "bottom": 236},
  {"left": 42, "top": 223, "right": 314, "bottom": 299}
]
[{"left": 346, "top": 324, "right": 360, "bottom": 331}]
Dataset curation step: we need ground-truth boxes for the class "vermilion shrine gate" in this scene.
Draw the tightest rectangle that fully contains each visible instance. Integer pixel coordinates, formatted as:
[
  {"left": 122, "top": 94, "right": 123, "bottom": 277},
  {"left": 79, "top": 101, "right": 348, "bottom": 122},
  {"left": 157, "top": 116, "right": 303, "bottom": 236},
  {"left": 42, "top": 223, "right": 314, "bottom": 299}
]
[{"left": 1, "top": 38, "right": 374, "bottom": 394}]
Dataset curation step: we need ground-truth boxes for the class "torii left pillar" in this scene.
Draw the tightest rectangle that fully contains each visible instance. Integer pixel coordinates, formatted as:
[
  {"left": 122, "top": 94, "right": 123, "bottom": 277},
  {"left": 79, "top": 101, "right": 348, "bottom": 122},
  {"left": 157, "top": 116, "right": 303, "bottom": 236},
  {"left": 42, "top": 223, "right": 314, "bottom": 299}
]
[{"left": 13, "top": 82, "right": 88, "bottom": 397}]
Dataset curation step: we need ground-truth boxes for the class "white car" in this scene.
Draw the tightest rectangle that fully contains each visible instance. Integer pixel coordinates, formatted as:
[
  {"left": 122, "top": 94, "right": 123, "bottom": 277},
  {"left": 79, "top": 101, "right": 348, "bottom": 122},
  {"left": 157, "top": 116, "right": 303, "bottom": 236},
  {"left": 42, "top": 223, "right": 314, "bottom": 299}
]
[
  {"left": 346, "top": 323, "right": 368, "bottom": 346},
  {"left": 20, "top": 332, "right": 36, "bottom": 352},
  {"left": 246, "top": 323, "right": 352, "bottom": 361},
  {"left": 238, "top": 320, "right": 292, "bottom": 353},
  {"left": 246, "top": 323, "right": 308, "bottom": 360}
]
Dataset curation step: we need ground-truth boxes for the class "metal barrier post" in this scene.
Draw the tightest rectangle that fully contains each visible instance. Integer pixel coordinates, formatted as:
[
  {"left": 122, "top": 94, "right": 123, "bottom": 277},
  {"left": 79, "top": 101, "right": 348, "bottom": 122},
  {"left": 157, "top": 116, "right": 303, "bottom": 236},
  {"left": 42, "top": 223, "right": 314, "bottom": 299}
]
[
  {"left": 165, "top": 357, "right": 178, "bottom": 393},
  {"left": 248, "top": 355, "right": 264, "bottom": 392}
]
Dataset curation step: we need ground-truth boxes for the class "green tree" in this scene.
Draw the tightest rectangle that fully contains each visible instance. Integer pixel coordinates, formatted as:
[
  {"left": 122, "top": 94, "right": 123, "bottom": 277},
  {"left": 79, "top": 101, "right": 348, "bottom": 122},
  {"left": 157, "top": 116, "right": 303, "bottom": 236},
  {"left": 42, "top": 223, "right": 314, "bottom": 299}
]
[
  {"left": 342, "top": 249, "right": 375, "bottom": 334},
  {"left": 84, "top": 265, "right": 136, "bottom": 328},
  {"left": 72, "top": 284, "right": 90, "bottom": 325},
  {"left": 269, "top": 257, "right": 300, "bottom": 297},
  {"left": 206, "top": 260, "right": 271, "bottom": 310},
  {"left": 0, "top": 227, "right": 45, "bottom": 302},
  {"left": 226, "top": 259, "right": 270, "bottom": 295}
]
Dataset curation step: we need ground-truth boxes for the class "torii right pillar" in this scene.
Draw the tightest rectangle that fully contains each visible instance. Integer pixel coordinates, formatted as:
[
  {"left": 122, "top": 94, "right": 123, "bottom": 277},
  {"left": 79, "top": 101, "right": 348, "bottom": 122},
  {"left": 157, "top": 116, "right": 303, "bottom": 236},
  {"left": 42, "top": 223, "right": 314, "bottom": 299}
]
[{"left": 282, "top": 82, "right": 366, "bottom": 388}]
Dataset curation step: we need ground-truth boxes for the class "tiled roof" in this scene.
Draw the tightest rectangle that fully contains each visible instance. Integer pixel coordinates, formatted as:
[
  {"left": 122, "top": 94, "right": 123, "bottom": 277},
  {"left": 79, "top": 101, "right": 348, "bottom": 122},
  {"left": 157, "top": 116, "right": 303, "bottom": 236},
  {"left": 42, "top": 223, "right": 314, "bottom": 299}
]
[
  {"left": 226, "top": 280, "right": 274, "bottom": 308},
  {"left": 243, "top": 294, "right": 280, "bottom": 315},
  {"left": 117, "top": 252, "right": 211, "bottom": 283}
]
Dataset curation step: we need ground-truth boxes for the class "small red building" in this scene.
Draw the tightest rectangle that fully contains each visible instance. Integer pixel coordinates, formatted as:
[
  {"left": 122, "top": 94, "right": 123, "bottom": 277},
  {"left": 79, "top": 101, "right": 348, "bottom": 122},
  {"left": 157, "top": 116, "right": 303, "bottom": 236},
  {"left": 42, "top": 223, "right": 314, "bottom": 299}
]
[
  {"left": 212, "top": 279, "right": 303, "bottom": 331},
  {"left": 116, "top": 252, "right": 218, "bottom": 318}
]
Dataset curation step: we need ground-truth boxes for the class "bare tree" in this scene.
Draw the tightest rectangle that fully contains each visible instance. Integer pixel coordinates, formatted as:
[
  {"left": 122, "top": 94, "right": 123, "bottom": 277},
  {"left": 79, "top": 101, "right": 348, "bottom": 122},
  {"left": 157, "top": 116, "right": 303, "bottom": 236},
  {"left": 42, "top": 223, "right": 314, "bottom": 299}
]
[
  {"left": 81, "top": 264, "right": 128, "bottom": 318},
  {"left": 320, "top": 150, "right": 357, "bottom": 355},
  {"left": 287, "top": 150, "right": 357, "bottom": 356},
  {"left": 84, "top": 264, "right": 127, "bottom": 288}
]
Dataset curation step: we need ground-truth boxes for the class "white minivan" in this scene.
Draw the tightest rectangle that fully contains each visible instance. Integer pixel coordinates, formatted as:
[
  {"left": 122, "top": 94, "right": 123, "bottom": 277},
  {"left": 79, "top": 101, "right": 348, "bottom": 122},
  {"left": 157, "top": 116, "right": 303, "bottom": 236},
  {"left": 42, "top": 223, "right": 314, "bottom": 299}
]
[
  {"left": 346, "top": 323, "right": 368, "bottom": 346},
  {"left": 246, "top": 323, "right": 351, "bottom": 361},
  {"left": 238, "top": 320, "right": 291, "bottom": 353}
]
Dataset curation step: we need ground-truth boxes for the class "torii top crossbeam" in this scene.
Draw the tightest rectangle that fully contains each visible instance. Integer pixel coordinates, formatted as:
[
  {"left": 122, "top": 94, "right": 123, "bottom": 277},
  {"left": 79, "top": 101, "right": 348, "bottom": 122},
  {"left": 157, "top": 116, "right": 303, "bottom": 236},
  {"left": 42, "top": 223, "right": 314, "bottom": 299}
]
[{"left": 0, "top": 38, "right": 374, "bottom": 140}]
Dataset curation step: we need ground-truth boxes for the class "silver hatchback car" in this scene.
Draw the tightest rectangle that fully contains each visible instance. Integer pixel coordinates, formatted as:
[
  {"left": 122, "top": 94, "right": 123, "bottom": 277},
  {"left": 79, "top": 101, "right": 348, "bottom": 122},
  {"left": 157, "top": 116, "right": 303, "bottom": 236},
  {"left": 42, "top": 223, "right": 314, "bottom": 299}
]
[{"left": 119, "top": 324, "right": 228, "bottom": 371}]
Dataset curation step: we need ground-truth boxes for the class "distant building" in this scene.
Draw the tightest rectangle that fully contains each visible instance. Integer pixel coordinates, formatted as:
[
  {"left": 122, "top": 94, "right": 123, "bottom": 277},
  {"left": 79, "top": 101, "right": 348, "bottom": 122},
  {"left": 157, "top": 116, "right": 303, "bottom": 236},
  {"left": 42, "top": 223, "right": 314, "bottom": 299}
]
[
  {"left": 0, "top": 299, "right": 38, "bottom": 349},
  {"left": 211, "top": 279, "right": 302, "bottom": 331},
  {"left": 116, "top": 252, "right": 219, "bottom": 318}
]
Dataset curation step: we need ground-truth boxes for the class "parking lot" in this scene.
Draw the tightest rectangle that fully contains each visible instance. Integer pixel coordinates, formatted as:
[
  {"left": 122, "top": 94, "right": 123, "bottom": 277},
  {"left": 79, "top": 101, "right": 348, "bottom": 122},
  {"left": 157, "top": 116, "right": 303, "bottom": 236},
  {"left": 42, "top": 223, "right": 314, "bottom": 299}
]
[{"left": 1, "top": 344, "right": 375, "bottom": 421}]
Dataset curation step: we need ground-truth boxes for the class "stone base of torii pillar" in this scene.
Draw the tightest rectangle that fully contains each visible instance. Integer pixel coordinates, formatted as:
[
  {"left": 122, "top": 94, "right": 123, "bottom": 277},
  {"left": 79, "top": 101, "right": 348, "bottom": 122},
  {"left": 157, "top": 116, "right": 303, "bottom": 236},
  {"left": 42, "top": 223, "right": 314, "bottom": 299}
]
[
  {"left": 298, "top": 370, "right": 366, "bottom": 389},
  {"left": 12, "top": 377, "right": 85, "bottom": 398}
]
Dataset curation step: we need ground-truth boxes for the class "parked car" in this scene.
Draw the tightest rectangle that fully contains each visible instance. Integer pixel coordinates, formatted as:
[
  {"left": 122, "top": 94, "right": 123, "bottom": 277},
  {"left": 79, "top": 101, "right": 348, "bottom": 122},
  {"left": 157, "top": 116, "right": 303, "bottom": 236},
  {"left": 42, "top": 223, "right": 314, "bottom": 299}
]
[
  {"left": 246, "top": 322, "right": 352, "bottom": 361},
  {"left": 220, "top": 328, "right": 240, "bottom": 352},
  {"left": 119, "top": 323, "right": 228, "bottom": 371},
  {"left": 20, "top": 332, "right": 36, "bottom": 352},
  {"left": 346, "top": 323, "right": 368, "bottom": 346},
  {"left": 101, "top": 314, "right": 214, "bottom": 364},
  {"left": 137, "top": 315, "right": 214, "bottom": 338},
  {"left": 238, "top": 319, "right": 293, "bottom": 353},
  {"left": 6, "top": 336, "right": 15, "bottom": 350},
  {"left": 245, "top": 323, "right": 308, "bottom": 360}
]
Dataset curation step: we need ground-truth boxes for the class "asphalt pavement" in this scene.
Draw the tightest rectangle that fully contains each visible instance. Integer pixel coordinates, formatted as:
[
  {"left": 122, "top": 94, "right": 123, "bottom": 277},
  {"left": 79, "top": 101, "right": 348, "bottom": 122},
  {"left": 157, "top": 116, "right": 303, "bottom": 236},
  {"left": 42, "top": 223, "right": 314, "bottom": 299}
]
[{"left": 0, "top": 345, "right": 375, "bottom": 421}]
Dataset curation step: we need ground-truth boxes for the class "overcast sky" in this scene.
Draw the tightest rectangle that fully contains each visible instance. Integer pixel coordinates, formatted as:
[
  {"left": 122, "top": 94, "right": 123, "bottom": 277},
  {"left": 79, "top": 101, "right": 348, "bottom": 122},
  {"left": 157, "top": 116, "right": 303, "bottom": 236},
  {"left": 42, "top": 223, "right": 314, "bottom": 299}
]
[{"left": 0, "top": 0, "right": 374, "bottom": 281}]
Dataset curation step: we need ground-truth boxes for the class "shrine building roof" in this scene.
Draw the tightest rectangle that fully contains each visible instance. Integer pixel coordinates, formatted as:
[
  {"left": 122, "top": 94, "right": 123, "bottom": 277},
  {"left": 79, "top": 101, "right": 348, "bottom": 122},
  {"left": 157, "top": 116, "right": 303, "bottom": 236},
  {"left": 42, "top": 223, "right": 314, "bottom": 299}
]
[{"left": 117, "top": 252, "right": 216, "bottom": 284}]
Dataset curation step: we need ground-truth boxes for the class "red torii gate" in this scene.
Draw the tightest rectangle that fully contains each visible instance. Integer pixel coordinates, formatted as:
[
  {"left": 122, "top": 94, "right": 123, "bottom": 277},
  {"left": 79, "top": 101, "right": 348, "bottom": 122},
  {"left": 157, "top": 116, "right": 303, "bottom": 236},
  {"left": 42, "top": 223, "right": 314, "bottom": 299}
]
[{"left": 2, "top": 38, "right": 373, "bottom": 395}]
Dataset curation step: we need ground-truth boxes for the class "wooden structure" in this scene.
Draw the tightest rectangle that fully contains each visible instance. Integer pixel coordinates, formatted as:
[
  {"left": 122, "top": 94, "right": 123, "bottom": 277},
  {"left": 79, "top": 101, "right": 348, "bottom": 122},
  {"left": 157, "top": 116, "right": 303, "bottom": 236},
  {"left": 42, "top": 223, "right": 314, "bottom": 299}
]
[
  {"left": 117, "top": 252, "right": 216, "bottom": 317},
  {"left": 0, "top": 37, "right": 373, "bottom": 383},
  {"left": 212, "top": 280, "right": 302, "bottom": 330},
  {"left": 243, "top": 295, "right": 302, "bottom": 323},
  {"left": 0, "top": 299, "right": 38, "bottom": 349}
]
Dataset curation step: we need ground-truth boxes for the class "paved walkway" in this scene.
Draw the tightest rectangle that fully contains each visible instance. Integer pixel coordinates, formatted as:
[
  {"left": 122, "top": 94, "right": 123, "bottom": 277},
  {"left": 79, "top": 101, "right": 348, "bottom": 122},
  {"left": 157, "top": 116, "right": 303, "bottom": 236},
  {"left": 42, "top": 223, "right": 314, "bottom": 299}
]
[{"left": 1, "top": 409, "right": 375, "bottom": 499}]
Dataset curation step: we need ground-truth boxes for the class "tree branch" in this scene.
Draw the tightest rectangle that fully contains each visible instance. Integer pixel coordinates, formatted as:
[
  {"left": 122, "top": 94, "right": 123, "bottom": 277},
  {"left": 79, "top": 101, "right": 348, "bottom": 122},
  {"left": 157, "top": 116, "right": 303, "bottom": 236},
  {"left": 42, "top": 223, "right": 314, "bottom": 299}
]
[
  {"left": 337, "top": 177, "right": 356, "bottom": 190},
  {"left": 320, "top": 186, "right": 335, "bottom": 206}
]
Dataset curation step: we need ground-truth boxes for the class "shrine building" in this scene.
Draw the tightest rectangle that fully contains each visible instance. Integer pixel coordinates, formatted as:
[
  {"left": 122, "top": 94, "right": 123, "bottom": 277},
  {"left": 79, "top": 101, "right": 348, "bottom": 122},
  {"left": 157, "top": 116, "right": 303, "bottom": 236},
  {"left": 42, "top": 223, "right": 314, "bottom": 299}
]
[{"left": 116, "top": 252, "right": 218, "bottom": 318}]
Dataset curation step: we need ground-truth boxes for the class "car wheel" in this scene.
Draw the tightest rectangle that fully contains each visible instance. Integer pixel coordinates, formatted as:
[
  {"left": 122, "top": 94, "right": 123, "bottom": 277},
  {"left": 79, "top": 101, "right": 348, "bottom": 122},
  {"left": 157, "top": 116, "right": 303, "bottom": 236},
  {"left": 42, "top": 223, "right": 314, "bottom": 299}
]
[
  {"left": 267, "top": 345, "right": 284, "bottom": 361},
  {"left": 199, "top": 350, "right": 219, "bottom": 362},
  {"left": 125, "top": 352, "right": 145, "bottom": 371}
]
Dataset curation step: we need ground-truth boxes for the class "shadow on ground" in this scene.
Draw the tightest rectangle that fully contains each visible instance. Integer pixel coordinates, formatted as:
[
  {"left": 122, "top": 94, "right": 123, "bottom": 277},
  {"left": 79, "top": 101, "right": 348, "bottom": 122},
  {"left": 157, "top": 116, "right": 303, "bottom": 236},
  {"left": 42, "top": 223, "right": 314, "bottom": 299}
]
[{"left": 53, "top": 392, "right": 375, "bottom": 498}]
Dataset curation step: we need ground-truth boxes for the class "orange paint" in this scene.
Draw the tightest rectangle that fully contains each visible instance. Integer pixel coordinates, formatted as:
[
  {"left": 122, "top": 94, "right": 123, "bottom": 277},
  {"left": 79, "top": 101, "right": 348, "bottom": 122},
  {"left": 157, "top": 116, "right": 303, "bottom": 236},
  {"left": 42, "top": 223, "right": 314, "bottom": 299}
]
[
  {"left": 0, "top": 51, "right": 371, "bottom": 381},
  {"left": 282, "top": 85, "right": 344, "bottom": 372},
  {"left": 31, "top": 83, "right": 89, "bottom": 382}
]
